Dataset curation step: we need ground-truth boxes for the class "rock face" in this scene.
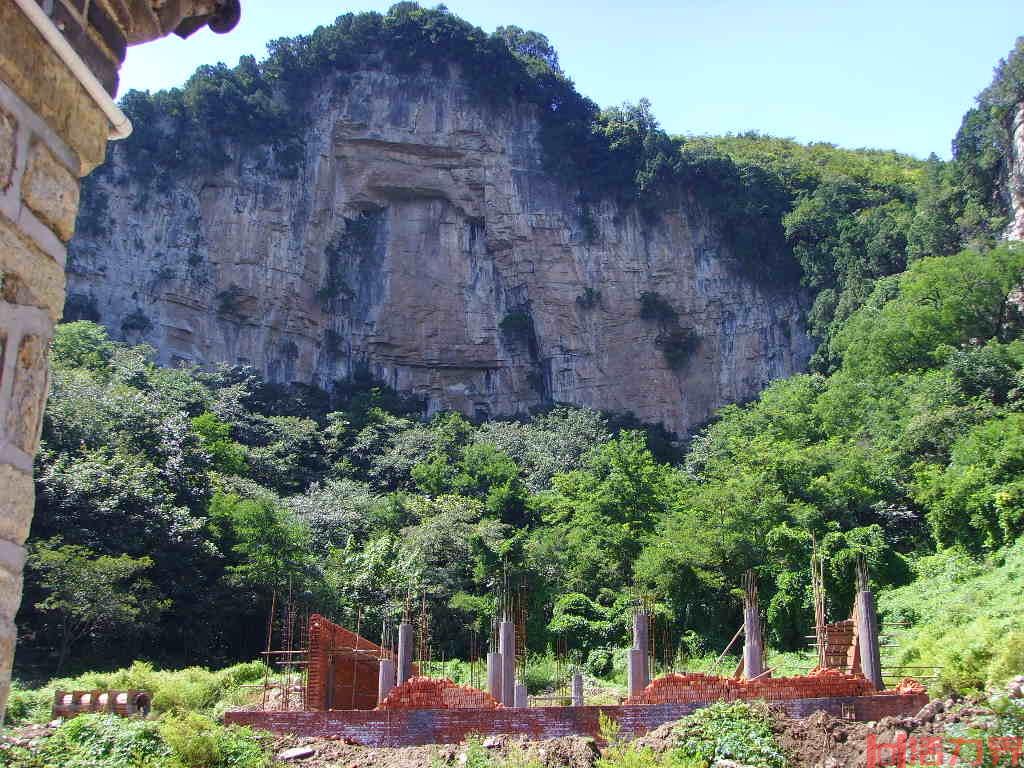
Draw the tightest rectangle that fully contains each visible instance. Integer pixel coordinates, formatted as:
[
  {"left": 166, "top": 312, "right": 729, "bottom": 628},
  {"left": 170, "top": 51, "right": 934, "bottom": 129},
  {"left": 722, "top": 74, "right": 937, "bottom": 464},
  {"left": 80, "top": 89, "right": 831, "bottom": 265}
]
[
  {"left": 1009, "top": 102, "right": 1024, "bottom": 242},
  {"left": 67, "top": 66, "right": 813, "bottom": 435}
]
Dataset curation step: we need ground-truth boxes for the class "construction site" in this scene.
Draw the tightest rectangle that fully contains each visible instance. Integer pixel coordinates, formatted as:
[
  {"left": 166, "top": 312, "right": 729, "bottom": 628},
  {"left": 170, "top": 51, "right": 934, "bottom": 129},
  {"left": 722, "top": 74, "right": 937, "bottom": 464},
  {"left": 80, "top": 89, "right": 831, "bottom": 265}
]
[{"left": 224, "top": 561, "right": 930, "bottom": 746}]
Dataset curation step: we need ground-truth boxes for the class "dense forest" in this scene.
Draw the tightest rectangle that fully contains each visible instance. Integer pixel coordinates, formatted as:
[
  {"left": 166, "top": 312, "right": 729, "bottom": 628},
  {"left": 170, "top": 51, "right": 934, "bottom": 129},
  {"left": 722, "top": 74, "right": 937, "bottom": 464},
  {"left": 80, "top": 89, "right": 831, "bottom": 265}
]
[{"left": 20, "top": 4, "right": 1024, "bottom": 695}]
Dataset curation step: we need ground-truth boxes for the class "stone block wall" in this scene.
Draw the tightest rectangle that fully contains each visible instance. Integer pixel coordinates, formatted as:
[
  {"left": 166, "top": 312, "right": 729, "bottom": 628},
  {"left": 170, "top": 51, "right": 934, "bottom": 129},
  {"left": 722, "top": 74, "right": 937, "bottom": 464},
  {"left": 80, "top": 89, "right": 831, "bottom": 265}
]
[
  {"left": 0, "top": 0, "right": 239, "bottom": 723},
  {"left": 0, "top": 58, "right": 104, "bottom": 725}
]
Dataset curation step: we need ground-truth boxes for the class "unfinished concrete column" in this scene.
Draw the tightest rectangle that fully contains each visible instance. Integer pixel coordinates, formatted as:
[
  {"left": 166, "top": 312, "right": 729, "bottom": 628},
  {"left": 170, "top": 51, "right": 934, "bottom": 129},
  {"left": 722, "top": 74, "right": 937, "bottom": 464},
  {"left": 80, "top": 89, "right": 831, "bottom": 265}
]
[
  {"left": 377, "top": 658, "right": 395, "bottom": 705},
  {"left": 855, "top": 560, "right": 883, "bottom": 690},
  {"left": 396, "top": 622, "right": 414, "bottom": 685},
  {"left": 486, "top": 651, "right": 502, "bottom": 703},
  {"left": 498, "top": 620, "right": 515, "bottom": 707},
  {"left": 742, "top": 571, "right": 764, "bottom": 679},
  {"left": 571, "top": 671, "right": 583, "bottom": 707},
  {"left": 513, "top": 682, "right": 527, "bottom": 708},
  {"left": 628, "top": 648, "right": 645, "bottom": 698},
  {"left": 632, "top": 609, "right": 650, "bottom": 688}
]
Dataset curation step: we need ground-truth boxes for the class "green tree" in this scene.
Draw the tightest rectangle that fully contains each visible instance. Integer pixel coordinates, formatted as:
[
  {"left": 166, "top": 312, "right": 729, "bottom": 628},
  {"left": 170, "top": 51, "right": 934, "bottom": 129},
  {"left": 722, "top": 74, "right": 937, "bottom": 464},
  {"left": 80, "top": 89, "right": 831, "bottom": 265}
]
[
  {"left": 191, "top": 412, "right": 248, "bottom": 475},
  {"left": 28, "top": 540, "right": 166, "bottom": 674}
]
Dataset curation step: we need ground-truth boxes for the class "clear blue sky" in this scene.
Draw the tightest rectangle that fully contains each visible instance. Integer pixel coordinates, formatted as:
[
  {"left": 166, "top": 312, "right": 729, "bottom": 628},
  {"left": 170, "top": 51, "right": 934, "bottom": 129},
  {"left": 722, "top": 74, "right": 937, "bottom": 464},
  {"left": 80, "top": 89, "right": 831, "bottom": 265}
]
[{"left": 119, "top": 1, "right": 1022, "bottom": 159}]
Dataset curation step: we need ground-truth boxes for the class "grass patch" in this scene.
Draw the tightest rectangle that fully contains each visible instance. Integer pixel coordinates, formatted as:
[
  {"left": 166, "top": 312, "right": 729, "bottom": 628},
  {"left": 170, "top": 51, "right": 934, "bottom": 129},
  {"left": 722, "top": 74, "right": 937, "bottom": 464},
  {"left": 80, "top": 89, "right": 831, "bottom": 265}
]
[
  {"left": 5, "top": 661, "right": 267, "bottom": 726},
  {"left": 879, "top": 540, "right": 1024, "bottom": 695}
]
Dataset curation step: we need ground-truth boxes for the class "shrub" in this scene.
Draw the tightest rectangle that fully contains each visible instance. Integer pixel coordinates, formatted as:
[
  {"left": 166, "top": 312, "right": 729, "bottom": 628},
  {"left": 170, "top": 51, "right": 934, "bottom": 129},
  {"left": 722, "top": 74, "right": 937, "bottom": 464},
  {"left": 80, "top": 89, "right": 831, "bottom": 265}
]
[
  {"left": 121, "top": 309, "right": 153, "bottom": 335},
  {"left": 35, "top": 714, "right": 170, "bottom": 768},
  {"left": 655, "top": 328, "right": 699, "bottom": 370},
  {"left": 4, "top": 713, "right": 270, "bottom": 768},
  {"left": 667, "top": 701, "right": 787, "bottom": 768},
  {"left": 159, "top": 713, "right": 268, "bottom": 768},
  {"left": 585, "top": 648, "right": 614, "bottom": 678},
  {"left": 500, "top": 311, "right": 534, "bottom": 339},
  {"left": 4, "top": 682, "right": 53, "bottom": 726},
  {"left": 215, "top": 286, "right": 245, "bottom": 319},
  {"left": 639, "top": 292, "right": 678, "bottom": 324},
  {"left": 988, "top": 631, "right": 1024, "bottom": 686},
  {"left": 576, "top": 287, "right": 601, "bottom": 310},
  {"left": 522, "top": 653, "right": 558, "bottom": 694}
]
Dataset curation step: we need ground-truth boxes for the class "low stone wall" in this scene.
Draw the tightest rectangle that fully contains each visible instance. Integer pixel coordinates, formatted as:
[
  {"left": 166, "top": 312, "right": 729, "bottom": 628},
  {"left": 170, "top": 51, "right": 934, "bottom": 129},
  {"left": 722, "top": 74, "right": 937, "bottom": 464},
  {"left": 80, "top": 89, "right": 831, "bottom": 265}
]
[{"left": 225, "top": 694, "right": 929, "bottom": 746}]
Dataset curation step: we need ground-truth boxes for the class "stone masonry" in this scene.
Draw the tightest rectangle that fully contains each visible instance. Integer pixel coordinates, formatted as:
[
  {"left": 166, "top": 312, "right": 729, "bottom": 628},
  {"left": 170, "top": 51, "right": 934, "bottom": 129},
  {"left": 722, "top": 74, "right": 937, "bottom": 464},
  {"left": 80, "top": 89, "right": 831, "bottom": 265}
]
[{"left": 0, "top": 0, "right": 241, "bottom": 723}]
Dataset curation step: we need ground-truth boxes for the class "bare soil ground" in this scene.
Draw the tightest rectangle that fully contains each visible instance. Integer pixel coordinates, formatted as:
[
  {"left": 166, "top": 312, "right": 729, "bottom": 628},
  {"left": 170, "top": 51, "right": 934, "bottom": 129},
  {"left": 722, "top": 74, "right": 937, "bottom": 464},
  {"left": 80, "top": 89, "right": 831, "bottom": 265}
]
[
  {"left": 266, "top": 695, "right": 996, "bottom": 768},
  {"left": 269, "top": 733, "right": 600, "bottom": 768}
]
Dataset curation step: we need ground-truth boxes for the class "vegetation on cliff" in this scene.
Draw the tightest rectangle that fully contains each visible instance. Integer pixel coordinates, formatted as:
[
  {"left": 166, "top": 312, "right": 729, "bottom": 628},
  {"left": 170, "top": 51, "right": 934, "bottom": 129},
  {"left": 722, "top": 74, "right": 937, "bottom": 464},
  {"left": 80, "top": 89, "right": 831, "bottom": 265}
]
[
  {"left": 93, "top": 5, "right": 1021, "bottom": 372},
  {"left": 30, "top": 6, "right": 1024, "bottom": 702}
]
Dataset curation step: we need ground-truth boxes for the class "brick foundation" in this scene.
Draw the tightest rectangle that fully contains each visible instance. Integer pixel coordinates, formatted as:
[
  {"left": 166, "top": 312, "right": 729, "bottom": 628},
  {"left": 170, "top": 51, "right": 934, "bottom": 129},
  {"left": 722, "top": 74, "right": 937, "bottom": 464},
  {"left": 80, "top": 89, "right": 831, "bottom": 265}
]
[
  {"left": 625, "top": 668, "right": 874, "bottom": 705},
  {"left": 225, "top": 694, "right": 928, "bottom": 746}
]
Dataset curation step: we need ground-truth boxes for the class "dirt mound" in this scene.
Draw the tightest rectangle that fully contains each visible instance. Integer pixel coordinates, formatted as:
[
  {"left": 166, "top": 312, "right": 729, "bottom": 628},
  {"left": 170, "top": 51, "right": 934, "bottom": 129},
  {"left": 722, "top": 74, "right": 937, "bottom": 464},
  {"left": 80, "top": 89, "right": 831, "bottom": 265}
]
[{"left": 774, "top": 697, "right": 989, "bottom": 768}]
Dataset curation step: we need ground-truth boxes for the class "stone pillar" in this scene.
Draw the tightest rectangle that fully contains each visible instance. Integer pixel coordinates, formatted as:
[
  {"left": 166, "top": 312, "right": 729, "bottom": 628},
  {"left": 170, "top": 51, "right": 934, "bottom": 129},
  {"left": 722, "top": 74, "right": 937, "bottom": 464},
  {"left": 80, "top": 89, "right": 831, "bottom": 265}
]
[
  {"left": 741, "top": 571, "right": 764, "bottom": 680},
  {"left": 632, "top": 611, "right": 650, "bottom": 688},
  {"left": 513, "top": 682, "right": 527, "bottom": 708},
  {"left": 856, "top": 590, "right": 884, "bottom": 690},
  {"left": 0, "top": 0, "right": 242, "bottom": 724},
  {"left": 486, "top": 651, "right": 502, "bottom": 704},
  {"left": 743, "top": 602, "right": 764, "bottom": 679},
  {"left": 396, "top": 622, "right": 414, "bottom": 686},
  {"left": 571, "top": 671, "right": 583, "bottom": 707},
  {"left": 377, "top": 658, "right": 396, "bottom": 705},
  {"left": 628, "top": 648, "right": 645, "bottom": 698},
  {"left": 498, "top": 620, "right": 515, "bottom": 707}
]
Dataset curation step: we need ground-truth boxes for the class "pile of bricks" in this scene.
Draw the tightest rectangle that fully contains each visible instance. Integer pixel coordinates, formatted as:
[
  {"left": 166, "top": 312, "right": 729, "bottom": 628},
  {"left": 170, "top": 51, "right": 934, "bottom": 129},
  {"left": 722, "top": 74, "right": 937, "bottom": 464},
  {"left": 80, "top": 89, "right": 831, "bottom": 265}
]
[
  {"left": 625, "top": 668, "right": 877, "bottom": 705},
  {"left": 822, "top": 620, "right": 857, "bottom": 669},
  {"left": 376, "top": 676, "right": 503, "bottom": 710},
  {"left": 887, "top": 678, "right": 927, "bottom": 696}
]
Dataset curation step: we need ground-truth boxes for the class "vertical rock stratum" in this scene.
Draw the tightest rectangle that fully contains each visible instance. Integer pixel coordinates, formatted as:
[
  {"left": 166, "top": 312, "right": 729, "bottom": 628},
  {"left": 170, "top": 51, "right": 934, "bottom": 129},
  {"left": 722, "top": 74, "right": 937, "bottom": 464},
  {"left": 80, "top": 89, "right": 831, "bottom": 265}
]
[
  {"left": 1009, "top": 102, "right": 1024, "bottom": 242},
  {"left": 66, "top": 66, "right": 814, "bottom": 436}
]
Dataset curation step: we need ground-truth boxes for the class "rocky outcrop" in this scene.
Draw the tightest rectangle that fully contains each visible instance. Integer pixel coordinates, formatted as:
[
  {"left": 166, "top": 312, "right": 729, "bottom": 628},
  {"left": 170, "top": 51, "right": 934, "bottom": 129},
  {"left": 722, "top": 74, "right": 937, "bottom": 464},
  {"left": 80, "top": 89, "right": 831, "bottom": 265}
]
[
  {"left": 66, "top": 66, "right": 813, "bottom": 435},
  {"left": 1009, "top": 102, "right": 1024, "bottom": 241}
]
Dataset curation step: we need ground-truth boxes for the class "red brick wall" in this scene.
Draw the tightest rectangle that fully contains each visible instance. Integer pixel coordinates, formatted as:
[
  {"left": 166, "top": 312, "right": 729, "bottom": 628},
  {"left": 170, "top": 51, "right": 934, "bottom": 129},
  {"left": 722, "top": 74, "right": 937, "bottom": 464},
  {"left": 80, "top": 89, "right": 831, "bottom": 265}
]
[
  {"left": 625, "top": 668, "right": 875, "bottom": 705},
  {"left": 376, "top": 676, "right": 501, "bottom": 710},
  {"left": 307, "top": 614, "right": 398, "bottom": 711},
  {"left": 225, "top": 694, "right": 928, "bottom": 746}
]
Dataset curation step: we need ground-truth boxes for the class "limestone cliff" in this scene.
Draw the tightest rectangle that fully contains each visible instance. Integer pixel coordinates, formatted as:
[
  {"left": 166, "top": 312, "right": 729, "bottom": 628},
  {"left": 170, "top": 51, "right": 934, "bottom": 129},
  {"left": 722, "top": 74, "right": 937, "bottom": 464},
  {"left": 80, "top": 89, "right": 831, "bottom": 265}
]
[
  {"left": 1009, "top": 102, "right": 1024, "bottom": 242},
  {"left": 66, "top": 66, "right": 813, "bottom": 435}
]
